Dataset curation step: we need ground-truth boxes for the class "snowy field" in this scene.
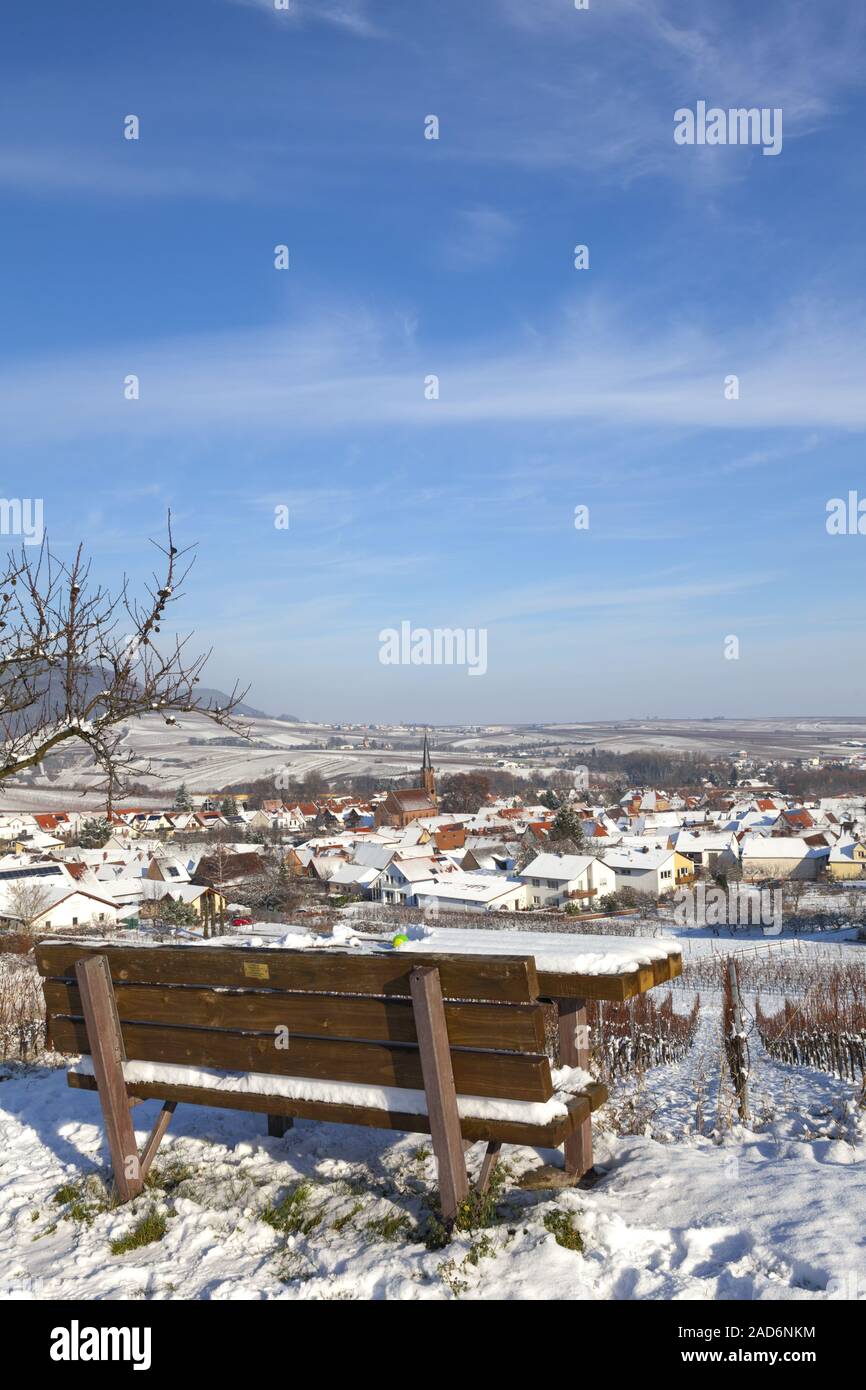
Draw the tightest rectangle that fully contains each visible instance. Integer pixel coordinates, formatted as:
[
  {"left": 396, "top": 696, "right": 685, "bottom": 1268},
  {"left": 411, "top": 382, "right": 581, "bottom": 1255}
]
[
  {"left": 0, "top": 1034, "right": 862, "bottom": 1301},
  {"left": 9, "top": 713, "right": 501, "bottom": 799},
  {"left": 1, "top": 927, "right": 863, "bottom": 1301}
]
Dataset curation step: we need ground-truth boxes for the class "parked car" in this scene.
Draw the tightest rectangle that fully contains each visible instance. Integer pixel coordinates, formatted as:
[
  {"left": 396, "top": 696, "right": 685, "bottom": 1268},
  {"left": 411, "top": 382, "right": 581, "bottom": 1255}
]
[{"left": 230, "top": 915, "right": 253, "bottom": 927}]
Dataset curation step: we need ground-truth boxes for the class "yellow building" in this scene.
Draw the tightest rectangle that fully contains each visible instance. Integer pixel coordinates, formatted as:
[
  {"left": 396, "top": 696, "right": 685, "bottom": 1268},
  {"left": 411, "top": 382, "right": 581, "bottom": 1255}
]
[{"left": 827, "top": 839, "right": 866, "bottom": 880}]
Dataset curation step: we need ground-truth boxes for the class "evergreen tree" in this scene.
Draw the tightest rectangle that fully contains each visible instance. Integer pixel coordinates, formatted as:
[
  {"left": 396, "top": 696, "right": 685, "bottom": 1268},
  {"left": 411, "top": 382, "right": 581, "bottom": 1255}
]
[
  {"left": 78, "top": 817, "right": 111, "bottom": 849},
  {"left": 549, "top": 805, "right": 585, "bottom": 850},
  {"left": 173, "top": 783, "right": 192, "bottom": 811}
]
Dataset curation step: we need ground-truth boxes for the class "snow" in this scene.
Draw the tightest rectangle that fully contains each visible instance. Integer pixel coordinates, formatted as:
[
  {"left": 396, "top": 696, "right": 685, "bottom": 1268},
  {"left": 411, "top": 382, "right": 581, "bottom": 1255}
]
[
  {"left": 1, "top": 1041, "right": 863, "bottom": 1301},
  {"left": 3, "top": 925, "right": 862, "bottom": 1301},
  {"left": 399, "top": 926, "right": 679, "bottom": 976},
  {"left": 67, "top": 1058, "right": 594, "bottom": 1125},
  {"left": 41, "top": 921, "right": 680, "bottom": 976}
]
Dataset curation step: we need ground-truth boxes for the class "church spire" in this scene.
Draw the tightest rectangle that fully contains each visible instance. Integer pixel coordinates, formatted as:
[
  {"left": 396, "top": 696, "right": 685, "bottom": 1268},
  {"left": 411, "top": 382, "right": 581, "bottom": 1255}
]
[{"left": 420, "top": 728, "right": 436, "bottom": 801}]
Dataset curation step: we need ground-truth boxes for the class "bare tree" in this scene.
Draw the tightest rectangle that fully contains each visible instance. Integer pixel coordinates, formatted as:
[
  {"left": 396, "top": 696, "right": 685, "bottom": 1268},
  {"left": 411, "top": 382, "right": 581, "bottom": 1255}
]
[
  {"left": 2, "top": 881, "right": 53, "bottom": 934},
  {"left": 0, "top": 514, "right": 247, "bottom": 805}
]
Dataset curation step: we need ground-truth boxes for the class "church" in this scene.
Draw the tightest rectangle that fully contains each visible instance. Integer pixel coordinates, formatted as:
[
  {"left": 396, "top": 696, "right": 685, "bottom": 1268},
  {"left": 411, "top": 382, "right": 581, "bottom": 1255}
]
[{"left": 374, "top": 732, "right": 438, "bottom": 829}]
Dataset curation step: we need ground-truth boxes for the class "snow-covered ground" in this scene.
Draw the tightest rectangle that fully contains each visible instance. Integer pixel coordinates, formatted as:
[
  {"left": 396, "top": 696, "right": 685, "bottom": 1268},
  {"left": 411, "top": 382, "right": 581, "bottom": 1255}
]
[{"left": 1, "top": 1003, "right": 863, "bottom": 1301}]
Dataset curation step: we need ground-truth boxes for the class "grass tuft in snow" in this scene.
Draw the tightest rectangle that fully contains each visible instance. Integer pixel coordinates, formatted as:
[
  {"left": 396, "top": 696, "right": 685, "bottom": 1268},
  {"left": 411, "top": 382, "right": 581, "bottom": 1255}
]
[
  {"left": 437, "top": 1233, "right": 498, "bottom": 1295},
  {"left": 363, "top": 1209, "right": 412, "bottom": 1242},
  {"left": 110, "top": 1206, "right": 167, "bottom": 1255},
  {"left": 330, "top": 1199, "right": 365, "bottom": 1233},
  {"left": 543, "top": 1210, "right": 584, "bottom": 1252},
  {"left": 52, "top": 1175, "right": 112, "bottom": 1226},
  {"left": 274, "top": 1249, "right": 317, "bottom": 1284},
  {"left": 261, "top": 1181, "right": 322, "bottom": 1237},
  {"left": 145, "top": 1157, "right": 195, "bottom": 1195},
  {"left": 424, "top": 1162, "right": 510, "bottom": 1250}
]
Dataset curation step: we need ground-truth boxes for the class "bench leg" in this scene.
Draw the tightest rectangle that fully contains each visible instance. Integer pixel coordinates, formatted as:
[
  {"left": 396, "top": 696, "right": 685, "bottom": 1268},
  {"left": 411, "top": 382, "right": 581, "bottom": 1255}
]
[
  {"left": 476, "top": 1140, "right": 502, "bottom": 1195},
  {"left": 557, "top": 997, "right": 595, "bottom": 1181},
  {"left": 75, "top": 955, "right": 144, "bottom": 1202},
  {"left": 267, "top": 1114, "right": 293, "bottom": 1138},
  {"left": 138, "top": 1102, "right": 177, "bottom": 1182},
  {"left": 410, "top": 966, "right": 469, "bottom": 1227}
]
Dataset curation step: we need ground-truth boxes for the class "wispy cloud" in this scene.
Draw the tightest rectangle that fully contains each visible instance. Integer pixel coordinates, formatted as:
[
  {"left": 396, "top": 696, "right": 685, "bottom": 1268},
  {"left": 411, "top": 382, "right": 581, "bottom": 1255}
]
[
  {"left": 0, "top": 147, "right": 259, "bottom": 201},
  {"left": 3, "top": 294, "right": 866, "bottom": 446},
  {"left": 437, "top": 207, "right": 517, "bottom": 271},
  {"left": 227, "top": 0, "right": 381, "bottom": 38},
  {"left": 472, "top": 0, "right": 866, "bottom": 182}
]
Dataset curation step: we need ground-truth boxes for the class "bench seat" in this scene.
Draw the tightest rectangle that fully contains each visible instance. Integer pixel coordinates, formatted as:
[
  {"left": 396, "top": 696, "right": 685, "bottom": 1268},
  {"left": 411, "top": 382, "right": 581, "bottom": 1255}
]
[{"left": 67, "top": 1064, "right": 608, "bottom": 1150}]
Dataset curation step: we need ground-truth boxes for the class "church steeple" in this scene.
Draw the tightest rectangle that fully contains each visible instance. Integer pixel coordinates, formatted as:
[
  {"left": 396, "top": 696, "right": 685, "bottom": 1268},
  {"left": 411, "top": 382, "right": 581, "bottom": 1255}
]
[{"left": 421, "top": 729, "right": 437, "bottom": 802}]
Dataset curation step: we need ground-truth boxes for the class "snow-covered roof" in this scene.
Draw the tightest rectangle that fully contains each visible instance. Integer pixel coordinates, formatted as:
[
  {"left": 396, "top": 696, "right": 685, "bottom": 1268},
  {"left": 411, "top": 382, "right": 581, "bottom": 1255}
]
[
  {"left": 740, "top": 836, "right": 829, "bottom": 860},
  {"left": 828, "top": 837, "right": 866, "bottom": 863},
  {"left": 415, "top": 872, "right": 522, "bottom": 905},
  {"left": 674, "top": 829, "right": 736, "bottom": 852},
  {"left": 600, "top": 847, "right": 675, "bottom": 870},
  {"left": 519, "top": 853, "right": 596, "bottom": 881}
]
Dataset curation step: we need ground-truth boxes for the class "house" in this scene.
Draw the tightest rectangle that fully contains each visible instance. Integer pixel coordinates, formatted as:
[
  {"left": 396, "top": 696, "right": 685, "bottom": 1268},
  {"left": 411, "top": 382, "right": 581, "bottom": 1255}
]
[
  {"left": 414, "top": 872, "right": 526, "bottom": 913},
  {"left": 139, "top": 881, "right": 228, "bottom": 920},
  {"left": 372, "top": 857, "right": 440, "bottom": 906},
  {"left": 599, "top": 846, "right": 682, "bottom": 896},
  {"left": 193, "top": 851, "right": 267, "bottom": 888},
  {"left": 146, "top": 856, "right": 192, "bottom": 884},
  {"left": 462, "top": 845, "right": 517, "bottom": 873},
  {"left": 674, "top": 828, "right": 738, "bottom": 870},
  {"left": 772, "top": 808, "right": 815, "bottom": 835},
  {"left": 518, "top": 853, "right": 615, "bottom": 910},
  {"left": 307, "top": 858, "right": 378, "bottom": 896},
  {"left": 827, "top": 837, "right": 866, "bottom": 880},
  {"left": 734, "top": 836, "right": 830, "bottom": 881},
  {"left": 0, "top": 885, "right": 120, "bottom": 932}
]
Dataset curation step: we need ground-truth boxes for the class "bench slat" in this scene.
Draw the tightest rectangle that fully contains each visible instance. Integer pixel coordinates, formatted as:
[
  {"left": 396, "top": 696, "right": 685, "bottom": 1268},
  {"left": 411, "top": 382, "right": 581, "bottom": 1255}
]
[
  {"left": 66, "top": 1070, "right": 598, "bottom": 1149},
  {"left": 43, "top": 980, "right": 546, "bottom": 1053},
  {"left": 537, "top": 968, "right": 644, "bottom": 1002},
  {"left": 37, "top": 944, "right": 540, "bottom": 1004},
  {"left": 49, "top": 1018, "right": 553, "bottom": 1101}
]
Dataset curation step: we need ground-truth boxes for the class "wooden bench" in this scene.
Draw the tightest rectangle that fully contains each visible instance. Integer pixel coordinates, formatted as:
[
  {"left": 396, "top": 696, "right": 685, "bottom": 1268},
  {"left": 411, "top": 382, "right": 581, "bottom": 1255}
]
[{"left": 36, "top": 940, "right": 609, "bottom": 1226}]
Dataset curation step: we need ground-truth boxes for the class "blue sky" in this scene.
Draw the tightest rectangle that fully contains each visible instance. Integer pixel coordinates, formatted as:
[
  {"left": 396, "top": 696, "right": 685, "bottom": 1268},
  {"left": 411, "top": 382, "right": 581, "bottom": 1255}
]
[{"left": 2, "top": 0, "right": 866, "bottom": 723}]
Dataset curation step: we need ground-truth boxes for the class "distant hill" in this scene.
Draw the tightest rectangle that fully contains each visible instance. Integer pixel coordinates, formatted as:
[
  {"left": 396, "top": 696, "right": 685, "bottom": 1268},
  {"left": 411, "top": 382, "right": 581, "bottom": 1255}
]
[
  {"left": 196, "top": 690, "right": 302, "bottom": 723},
  {"left": 193, "top": 688, "right": 271, "bottom": 720}
]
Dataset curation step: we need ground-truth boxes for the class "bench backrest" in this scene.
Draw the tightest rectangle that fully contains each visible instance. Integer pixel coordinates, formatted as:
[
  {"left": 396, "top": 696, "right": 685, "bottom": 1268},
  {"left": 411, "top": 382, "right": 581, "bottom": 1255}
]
[{"left": 36, "top": 942, "right": 553, "bottom": 1103}]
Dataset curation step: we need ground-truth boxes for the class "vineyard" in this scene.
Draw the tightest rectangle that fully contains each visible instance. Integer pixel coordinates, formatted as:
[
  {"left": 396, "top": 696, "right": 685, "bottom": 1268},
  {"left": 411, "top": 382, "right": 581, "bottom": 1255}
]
[
  {"left": 670, "top": 939, "right": 861, "bottom": 998},
  {"left": 756, "top": 963, "right": 866, "bottom": 1085},
  {"left": 585, "top": 991, "right": 701, "bottom": 1081},
  {"left": 0, "top": 952, "right": 45, "bottom": 1062}
]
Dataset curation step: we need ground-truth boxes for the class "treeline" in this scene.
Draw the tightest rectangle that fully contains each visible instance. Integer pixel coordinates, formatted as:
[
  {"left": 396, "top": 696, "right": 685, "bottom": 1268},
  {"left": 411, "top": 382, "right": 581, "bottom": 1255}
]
[
  {"left": 778, "top": 766, "right": 866, "bottom": 799},
  {"left": 564, "top": 748, "right": 735, "bottom": 789}
]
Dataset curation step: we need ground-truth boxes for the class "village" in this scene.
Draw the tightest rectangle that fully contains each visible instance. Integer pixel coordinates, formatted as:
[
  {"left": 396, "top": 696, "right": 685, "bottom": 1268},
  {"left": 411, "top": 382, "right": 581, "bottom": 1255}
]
[{"left": 3, "top": 734, "right": 866, "bottom": 937}]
